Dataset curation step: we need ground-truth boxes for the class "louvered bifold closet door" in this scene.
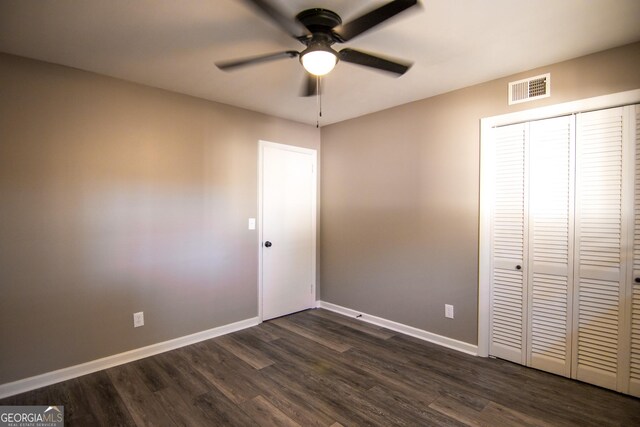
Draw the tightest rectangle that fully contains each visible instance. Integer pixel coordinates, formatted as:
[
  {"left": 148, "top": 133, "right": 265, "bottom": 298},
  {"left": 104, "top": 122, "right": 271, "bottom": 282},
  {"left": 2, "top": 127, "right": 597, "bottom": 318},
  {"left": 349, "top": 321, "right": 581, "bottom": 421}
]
[
  {"left": 573, "top": 106, "right": 631, "bottom": 391},
  {"left": 629, "top": 104, "right": 640, "bottom": 398},
  {"left": 490, "top": 123, "right": 528, "bottom": 364},
  {"left": 527, "top": 116, "right": 574, "bottom": 377}
]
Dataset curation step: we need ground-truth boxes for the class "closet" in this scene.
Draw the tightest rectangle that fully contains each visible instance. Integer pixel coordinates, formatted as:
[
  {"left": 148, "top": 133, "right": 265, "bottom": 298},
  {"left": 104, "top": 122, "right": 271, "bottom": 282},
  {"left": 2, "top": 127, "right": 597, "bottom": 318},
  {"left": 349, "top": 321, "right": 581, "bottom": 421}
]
[{"left": 487, "top": 104, "right": 640, "bottom": 396}]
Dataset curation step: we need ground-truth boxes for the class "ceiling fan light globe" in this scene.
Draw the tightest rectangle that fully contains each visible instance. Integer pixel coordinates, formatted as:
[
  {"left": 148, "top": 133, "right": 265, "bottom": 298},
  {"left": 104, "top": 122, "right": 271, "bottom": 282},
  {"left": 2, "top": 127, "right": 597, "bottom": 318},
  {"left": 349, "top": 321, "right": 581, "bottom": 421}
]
[{"left": 301, "top": 50, "right": 337, "bottom": 76}]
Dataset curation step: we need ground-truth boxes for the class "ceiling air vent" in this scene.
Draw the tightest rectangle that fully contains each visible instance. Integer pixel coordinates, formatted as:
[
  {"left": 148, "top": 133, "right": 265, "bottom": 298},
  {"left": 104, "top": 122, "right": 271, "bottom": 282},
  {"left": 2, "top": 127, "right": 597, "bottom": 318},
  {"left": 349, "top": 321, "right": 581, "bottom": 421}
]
[{"left": 508, "top": 73, "right": 550, "bottom": 105}]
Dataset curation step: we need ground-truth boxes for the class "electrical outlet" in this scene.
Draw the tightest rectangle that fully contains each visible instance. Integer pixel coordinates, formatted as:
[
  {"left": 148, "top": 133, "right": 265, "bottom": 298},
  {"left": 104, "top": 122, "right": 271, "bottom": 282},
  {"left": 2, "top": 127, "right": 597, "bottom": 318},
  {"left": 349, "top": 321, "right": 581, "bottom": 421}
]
[
  {"left": 133, "top": 311, "right": 144, "bottom": 328},
  {"left": 445, "top": 304, "right": 454, "bottom": 319}
]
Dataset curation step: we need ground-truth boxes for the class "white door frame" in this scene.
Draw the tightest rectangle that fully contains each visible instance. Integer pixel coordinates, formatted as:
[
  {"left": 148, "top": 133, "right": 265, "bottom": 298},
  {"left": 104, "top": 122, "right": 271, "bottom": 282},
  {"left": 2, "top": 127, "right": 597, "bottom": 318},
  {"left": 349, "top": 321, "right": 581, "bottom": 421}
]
[
  {"left": 258, "top": 140, "right": 317, "bottom": 322},
  {"left": 478, "top": 89, "right": 640, "bottom": 357}
]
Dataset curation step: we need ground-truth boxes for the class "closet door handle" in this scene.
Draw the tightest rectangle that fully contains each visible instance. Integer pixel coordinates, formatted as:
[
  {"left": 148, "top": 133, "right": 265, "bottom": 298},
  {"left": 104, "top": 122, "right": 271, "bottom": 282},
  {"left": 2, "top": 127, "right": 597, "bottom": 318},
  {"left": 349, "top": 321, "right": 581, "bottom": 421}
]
[
  {"left": 635, "top": 277, "right": 640, "bottom": 283},
  {"left": 516, "top": 265, "right": 522, "bottom": 270}
]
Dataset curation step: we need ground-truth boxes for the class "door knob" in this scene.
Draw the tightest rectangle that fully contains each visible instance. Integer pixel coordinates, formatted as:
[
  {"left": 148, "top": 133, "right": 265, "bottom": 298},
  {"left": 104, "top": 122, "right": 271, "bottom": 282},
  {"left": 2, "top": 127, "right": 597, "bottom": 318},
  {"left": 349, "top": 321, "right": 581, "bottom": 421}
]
[
  {"left": 264, "top": 241, "right": 272, "bottom": 248},
  {"left": 635, "top": 277, "right": 640, "bottom": 283},
  {"left": 516, "top": 265, "right": 522, "bottom": 270}
]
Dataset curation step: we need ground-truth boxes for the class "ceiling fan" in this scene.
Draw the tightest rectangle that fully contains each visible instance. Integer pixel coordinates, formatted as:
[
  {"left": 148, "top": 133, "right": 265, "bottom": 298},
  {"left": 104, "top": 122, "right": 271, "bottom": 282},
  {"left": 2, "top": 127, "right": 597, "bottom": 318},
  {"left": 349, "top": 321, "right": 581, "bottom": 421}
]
[{"left": 216, "top": 0, "right": 420, "bottom": 96}]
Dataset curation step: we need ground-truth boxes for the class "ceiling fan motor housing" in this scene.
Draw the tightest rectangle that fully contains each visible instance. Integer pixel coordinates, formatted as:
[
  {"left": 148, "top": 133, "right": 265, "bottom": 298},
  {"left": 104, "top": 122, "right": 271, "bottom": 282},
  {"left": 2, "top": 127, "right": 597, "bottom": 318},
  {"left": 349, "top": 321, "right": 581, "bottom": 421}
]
[{"left": 296, "top": 8, "right": 342, "bottom": 39}]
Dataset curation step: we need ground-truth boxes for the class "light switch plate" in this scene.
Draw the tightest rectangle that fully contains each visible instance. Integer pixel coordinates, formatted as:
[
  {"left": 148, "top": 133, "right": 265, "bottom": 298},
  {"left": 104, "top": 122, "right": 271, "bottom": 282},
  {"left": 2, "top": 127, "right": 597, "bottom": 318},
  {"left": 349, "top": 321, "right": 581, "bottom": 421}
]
[{"left": 248, "top": 218, "right": 256, "bottom": 230}]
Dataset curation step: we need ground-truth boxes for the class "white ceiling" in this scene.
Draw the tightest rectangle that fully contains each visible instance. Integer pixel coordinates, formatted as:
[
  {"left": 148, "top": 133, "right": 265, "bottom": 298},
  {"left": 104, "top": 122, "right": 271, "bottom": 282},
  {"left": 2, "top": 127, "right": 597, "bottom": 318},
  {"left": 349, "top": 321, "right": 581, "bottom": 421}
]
[{"left": 1, "top": 0, "right": 639, "bottom": 126}]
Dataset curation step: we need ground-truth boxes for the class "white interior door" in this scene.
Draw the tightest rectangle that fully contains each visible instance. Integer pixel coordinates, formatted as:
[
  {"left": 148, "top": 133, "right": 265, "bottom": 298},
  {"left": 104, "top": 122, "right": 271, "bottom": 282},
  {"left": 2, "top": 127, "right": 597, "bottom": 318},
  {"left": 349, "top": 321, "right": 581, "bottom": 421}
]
[
  {"left": 480, "top": 92, "right": 640, "bottom": 397},
  {"left": 490, "top": 116, "right": 575, "bottom": 376},
  {"left": 573, "top": 106, "right": 630, "bottom": 390},
  {"left": 489, "top": 122, "right": 528, "bottom": 364},
  {"left": 527, "top": 115, "right": 574, "bottom": 377},
  {"left": 260, "top": 141, "right": 316, "bottom": 321}
]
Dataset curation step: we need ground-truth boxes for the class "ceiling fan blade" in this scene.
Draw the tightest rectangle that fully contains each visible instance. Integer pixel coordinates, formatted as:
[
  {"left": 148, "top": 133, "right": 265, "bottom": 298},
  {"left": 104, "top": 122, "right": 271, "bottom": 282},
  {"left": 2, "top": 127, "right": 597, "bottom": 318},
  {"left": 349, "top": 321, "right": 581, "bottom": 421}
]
[
  {"left": 333, "top": 0, "right": 419, "bottom": 42},
  {"left": 339, "top": 48, "right": 412, "bottom": 75},
  {"left": 216, "top": 50, "right": 298, "bottom": 71},
  {"left": 301, "top": 73, "right": 318, "bottom": 97},
  {"left": 241, "top": 0, "right": 308, "bottom": 38}
]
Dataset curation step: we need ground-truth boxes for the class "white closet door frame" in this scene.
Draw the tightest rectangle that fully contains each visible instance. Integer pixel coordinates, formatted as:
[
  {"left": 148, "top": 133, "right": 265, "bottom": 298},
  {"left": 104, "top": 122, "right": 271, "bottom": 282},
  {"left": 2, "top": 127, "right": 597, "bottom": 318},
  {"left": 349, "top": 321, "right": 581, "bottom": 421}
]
[{"left": 479, "top": 89, "right": 640, "bottom": 358}]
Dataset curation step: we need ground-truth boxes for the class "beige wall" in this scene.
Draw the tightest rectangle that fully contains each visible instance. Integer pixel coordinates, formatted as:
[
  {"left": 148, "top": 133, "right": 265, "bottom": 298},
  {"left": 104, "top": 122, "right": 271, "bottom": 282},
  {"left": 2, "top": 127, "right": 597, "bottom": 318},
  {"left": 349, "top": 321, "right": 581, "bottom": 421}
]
[
  {"left": 2, "top": 41, "right": 639, "bottom": 385},
  {"left": 320, "top": 42, "right": 640, "bottom": 345},
  {"left": 0, "top": 53, "right": 319, "bottom": 384}
]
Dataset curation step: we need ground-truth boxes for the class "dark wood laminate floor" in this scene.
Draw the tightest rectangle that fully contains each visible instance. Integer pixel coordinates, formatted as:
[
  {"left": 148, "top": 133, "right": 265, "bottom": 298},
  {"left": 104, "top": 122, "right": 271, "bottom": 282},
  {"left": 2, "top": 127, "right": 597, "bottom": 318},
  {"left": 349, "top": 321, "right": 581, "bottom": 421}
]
[{"left": 2, "top": 309, "right": 639, "bottom": 426}]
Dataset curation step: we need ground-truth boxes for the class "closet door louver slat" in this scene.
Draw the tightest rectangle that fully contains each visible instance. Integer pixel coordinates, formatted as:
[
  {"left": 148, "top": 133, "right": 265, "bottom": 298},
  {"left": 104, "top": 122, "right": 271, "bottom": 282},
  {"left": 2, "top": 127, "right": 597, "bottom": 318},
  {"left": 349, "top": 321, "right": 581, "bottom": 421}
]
[
  {"left": 574, "top": 107, "right": 626, "bottom": 390},
  {"left": 490, "top": 123, "right": 527, "bottom": 364},
  {"left": 527, "top": 116, "right": 574, "bottom": 377}
]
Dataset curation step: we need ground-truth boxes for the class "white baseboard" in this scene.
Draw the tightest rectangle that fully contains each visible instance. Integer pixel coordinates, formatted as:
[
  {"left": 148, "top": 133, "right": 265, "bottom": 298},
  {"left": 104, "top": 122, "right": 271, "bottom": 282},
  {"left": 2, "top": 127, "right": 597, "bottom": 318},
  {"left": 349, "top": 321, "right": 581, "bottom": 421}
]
[
  {"left": 0, "top": 316, "right": 260, "bottom": 399},
  {"left": 1, "top": 303, "right": 479, "bottom": 399},
  {"left": 316, "top": 300, "right": 478, "bottom": 356}
]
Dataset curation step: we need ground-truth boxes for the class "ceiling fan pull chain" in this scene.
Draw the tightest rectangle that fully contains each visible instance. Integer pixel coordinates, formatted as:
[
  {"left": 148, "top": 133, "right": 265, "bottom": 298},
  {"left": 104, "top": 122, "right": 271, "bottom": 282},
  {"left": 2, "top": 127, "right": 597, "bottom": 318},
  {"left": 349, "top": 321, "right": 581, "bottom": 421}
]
[
  {"left": 316, "top": 75, "right": 320, "bottom": 128},
  {"left": 319, "top": 76, "right": 323, "bottom": 117}
]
